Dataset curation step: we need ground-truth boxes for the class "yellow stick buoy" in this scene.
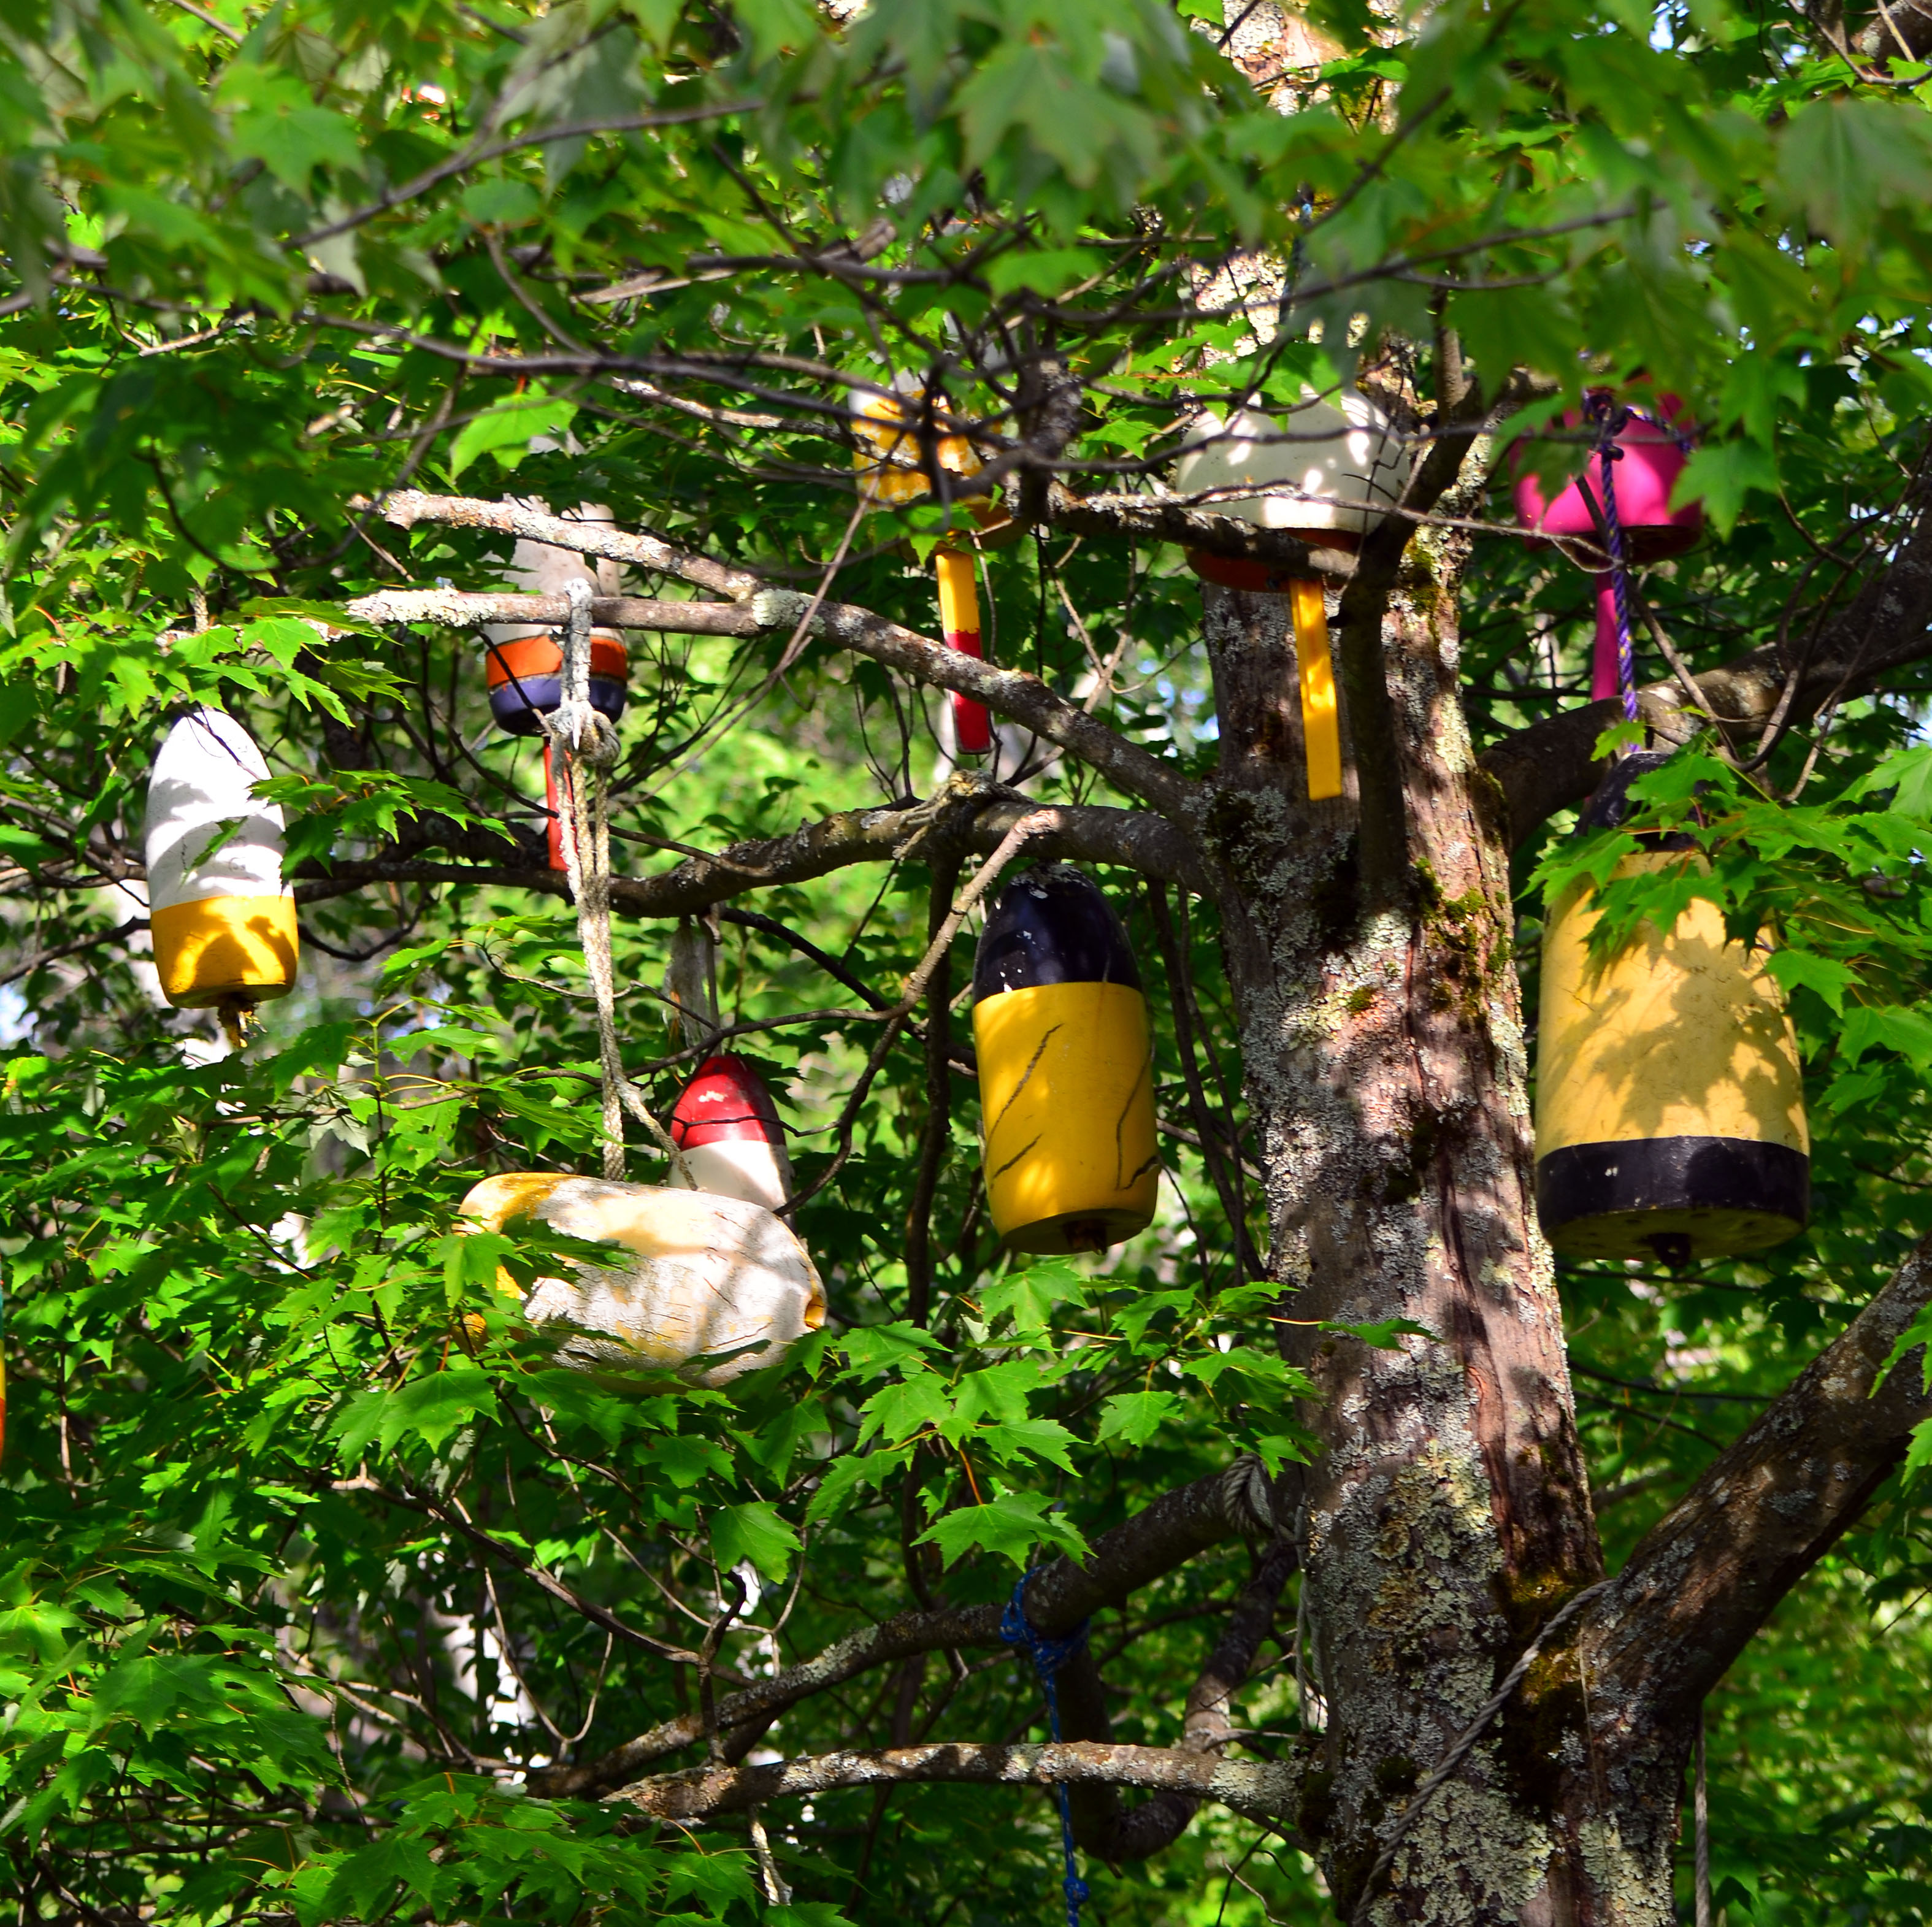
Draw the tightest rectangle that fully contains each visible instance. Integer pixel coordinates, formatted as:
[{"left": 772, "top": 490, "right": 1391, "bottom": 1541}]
[
  {"left": 1534, "top": 754, "right": 1810, "bottom": 1267},
  {"left": 1288, "top": 578, "right": 1343, "bottom": 801},
  {"left": 972, "top": 867, "right": 1159, "bottom": 1255}
]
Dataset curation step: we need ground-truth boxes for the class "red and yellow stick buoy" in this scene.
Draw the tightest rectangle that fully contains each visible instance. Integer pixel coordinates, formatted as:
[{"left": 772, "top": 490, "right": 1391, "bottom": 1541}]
[
  {"left": 853, "top": 377, "right": 1011, "bottom": 759},
  {"left": 933, "top": 547, "right": 993, "bottom": 756}
]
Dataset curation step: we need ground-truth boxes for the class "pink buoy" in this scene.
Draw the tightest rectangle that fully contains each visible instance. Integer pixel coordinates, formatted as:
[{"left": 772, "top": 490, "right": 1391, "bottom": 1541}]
[
  {"left": 1515, "top": 397, "right": 1701, "bottom": 702},
  {"left": 668, "top": 1055, "right": 793, "bottom": 1212}
]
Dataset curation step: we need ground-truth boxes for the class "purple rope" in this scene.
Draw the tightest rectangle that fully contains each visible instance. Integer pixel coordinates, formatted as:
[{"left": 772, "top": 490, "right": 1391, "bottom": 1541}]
[{"left": 1589, "top": 396, "right": 1640, "bottom": 726}]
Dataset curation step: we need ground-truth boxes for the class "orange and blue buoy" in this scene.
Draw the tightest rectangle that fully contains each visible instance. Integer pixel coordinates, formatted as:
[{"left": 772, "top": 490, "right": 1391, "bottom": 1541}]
[{"left": 485, "top": 632, "right": 629, "bottom": 735}]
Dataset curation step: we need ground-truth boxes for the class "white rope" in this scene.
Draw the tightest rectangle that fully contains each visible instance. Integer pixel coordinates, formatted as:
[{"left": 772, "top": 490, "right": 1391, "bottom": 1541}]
[
  {"left": 1694, "top": 1703, "right": 1711, "bottom": 1927},
  {"left": 542, "top": 579, "right": 692, "bottom": 1187}
]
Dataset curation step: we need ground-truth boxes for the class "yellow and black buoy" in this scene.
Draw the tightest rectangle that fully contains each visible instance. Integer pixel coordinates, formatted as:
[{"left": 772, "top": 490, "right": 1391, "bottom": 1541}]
[
  {"left": 972, "top": 867, "right": 1159, "bottom": 1254},
  {"left": 1535, "top": 751, "right": 1809, "bottom": 1268}
]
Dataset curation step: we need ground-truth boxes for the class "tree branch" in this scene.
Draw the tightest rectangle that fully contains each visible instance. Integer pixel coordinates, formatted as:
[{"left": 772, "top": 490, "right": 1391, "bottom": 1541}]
[
  {"left": 1061, "top": 1531, "right": 1301, "bottom": 1863},
  {"left": 1582, "top": 1231, "right": 1932, "bottom": 1742},
  {"left": 340, "top": 494, "right": 1192, "bottom": 816},
  {"left": 534, "top": 1460, "right": 1270, "bottom": 1796},
  {"left": 1040, "top": 483, "right": 1359, "bottom": 577},
  {"left": 288, "top": 795, "right": 1206, "bottom": 914},
  {"left": 343, "top": 588, "right": 758, "bottom": 635},
  {"left": 356, "top": 490, "right": 762, "bottom": 600},
  {"left": 758, "top": 591, "right": 1193, "bottom": 815},
  {"left": 607, "top": 1739, "right": 1305, "bottom": 1829}
]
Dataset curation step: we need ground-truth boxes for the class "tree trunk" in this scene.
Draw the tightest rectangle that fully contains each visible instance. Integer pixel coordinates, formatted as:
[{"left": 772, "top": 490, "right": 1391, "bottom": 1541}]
[{"left": 1201, "top": 540, "right": 1662, "bottom": 1921}]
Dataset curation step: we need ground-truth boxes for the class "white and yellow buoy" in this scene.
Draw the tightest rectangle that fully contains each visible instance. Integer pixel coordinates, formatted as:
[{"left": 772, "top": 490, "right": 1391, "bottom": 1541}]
[
  {"left": 459, "top": 1174, "right": 824, "bottom": 1386},
  {"left": 1174, "top": 395, "right": 1411, "bottom": 802},
  {"left": 144, "top": 707, "right": 299, "bottom": 1017},
  {"left": 972, "top": 867, "right": 1159, "bottom": 1254},
  {"left": 1535, "top": 753, "right": 1810, "bottom": 1266}
]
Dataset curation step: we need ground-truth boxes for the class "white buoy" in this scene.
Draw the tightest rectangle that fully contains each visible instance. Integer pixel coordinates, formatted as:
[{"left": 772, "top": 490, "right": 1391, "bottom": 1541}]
[
  {"left": 144, "top": 708, "right": 298, "bottom": 1012},
  {"left": 1175, "top": 394, "right": 1410, "bottom": 535},
  {"left": 459, "top": 1174, "right": 824, "bottom": 1387}
]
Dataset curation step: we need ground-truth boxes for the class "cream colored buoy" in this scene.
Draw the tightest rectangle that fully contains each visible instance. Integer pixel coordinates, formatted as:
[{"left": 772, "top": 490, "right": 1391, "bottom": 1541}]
[
  {"left": 144, "top": 707, "right": 298, "bottom": 1014},
  {"left": 459, "top": 1174, "right": 824, "bottom": 1385},
  {"left": 1535, "top": 753, "right": 1809, "bottom": 1266},
  {"left": 1175, "top": 396, "right": 1411, "bottom": 801}
]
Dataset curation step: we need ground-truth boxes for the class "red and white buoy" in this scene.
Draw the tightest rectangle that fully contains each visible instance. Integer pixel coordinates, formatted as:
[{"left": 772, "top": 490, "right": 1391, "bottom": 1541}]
[{"left": 667, "top": 1055, "right": 793, "bottom": 1211}]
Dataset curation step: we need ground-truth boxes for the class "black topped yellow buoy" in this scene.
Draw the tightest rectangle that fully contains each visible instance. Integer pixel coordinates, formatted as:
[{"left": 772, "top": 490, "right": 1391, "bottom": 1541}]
[
  {"left": 1535, "top": 751, "right": 1809, "bottom": 1268},
  {"left": 972, "top": 867, "right": 1159, "bottom": 1254}
]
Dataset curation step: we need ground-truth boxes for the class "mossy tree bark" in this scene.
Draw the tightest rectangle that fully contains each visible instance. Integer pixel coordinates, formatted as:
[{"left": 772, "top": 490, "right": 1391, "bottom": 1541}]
[{"left": 1199, "top": 531, "right": 1623, "bottom": 1920}]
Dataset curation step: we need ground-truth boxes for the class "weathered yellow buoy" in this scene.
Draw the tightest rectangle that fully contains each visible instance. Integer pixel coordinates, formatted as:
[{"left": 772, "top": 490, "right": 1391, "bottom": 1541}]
[
  {"left": 144, "top": 708, "right": 299, "bottom": 1013},
  {"left": 459, "top": 1174, "right": 824, "bottom": 1385},
  {"left": 972, "top": 867, "right": 1159, "bottom": 1254},
  {"left": 1535, "top": 753, "right": 1809, "bottom": 1266}
]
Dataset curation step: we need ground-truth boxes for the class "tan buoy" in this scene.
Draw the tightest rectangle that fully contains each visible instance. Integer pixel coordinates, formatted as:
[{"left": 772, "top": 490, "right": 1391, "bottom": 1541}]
[
  {"left": 1535, "top": 751, "right": 1809, "bottom": 1266},
  {"left": 972, "top": 867, "right": 1159, "bottom": 1254},
  {"left": 459, "top": 1174, "right": 824, "bottom": 1386},
  {"left": 1173, "top": 394, "right": 1411, "bottom": 801}
]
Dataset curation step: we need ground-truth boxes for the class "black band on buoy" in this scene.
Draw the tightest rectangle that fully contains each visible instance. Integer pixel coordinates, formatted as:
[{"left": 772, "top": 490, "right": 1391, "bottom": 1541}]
[
  {"left": 973, "top": 867, "right": 1141, "bottom": 1002},
  {"left": 1538, "top": 1136, "right": 1811, "bottom": 1237}
]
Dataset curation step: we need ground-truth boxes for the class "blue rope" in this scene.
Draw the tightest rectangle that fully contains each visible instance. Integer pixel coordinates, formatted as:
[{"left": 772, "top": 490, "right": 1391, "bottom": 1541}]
[
  {"left": 1001, "top": 1571, "right": 1092, "bottom": 1927},
  {"left": 1589, "top": 395, "right": 1641, "bottom": 727}
]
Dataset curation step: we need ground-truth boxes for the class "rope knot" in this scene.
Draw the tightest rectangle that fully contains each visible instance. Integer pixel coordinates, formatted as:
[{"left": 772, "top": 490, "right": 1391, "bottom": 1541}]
[
  {"left": 542, "top": 702, "right": 621, "bottom": 768},
  {"left": 1219, "top": 1452, "right": 1279, "bottom": 1540},
  {"left": 999, "top": 1574, "right": 1091, "bottom": 1677}
]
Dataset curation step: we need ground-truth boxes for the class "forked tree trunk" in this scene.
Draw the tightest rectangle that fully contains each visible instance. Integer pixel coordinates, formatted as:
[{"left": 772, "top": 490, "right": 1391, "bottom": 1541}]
[{"left": 1200, "top": 546, "right": 1680, "bottom": 1922}]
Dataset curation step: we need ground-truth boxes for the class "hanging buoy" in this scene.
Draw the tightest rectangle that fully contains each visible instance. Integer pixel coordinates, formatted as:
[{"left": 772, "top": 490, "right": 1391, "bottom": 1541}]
[
  {"left": 459, "top": 1174, "right": 824, "bottom": 1386},
  {"left": 1174, "top": 396, "right": 1410, "bottom": 802},
  {"left": 486, "top": 632, "right": 629, "bottom": 736},
  {"left": 853, "top": 375, "right": 1012, "bottom": 759},
  {"left": 667, "top": 1054, "right": 794, "bottom": 1211},
  {"left": 144, "top": 707, "right": 299, "bottom": 1016},
  {"left": 1514, "top": 395, "right": 1701, "bottom": 702},
  {"left": 482, "top": 510, "right": 629, "bottom": 872},
  {"left": 972, "top": 867, "right": 1159, "bottom": 1254},
  {"left": 1535, "top": 752, "right": 1809, "bottom": 1268}
]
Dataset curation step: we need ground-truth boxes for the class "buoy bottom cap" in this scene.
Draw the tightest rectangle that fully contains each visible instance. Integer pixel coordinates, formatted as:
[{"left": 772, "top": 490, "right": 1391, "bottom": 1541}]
[
  {"left": 1000, "top": 1201, "right": 1155, "bottom": 1257},
  {"left": 1537, "top": 1134, "right": 1809, "bottom": 1262}
]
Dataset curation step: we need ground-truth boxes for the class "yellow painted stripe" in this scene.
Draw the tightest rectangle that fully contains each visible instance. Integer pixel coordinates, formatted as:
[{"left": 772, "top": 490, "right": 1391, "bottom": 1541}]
[
  {"left": 934, "top": 546, "right": 980, "bottom": 640},
  {"left": 1290, "top": 578, "right": 1343, "bottom": 802}
]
